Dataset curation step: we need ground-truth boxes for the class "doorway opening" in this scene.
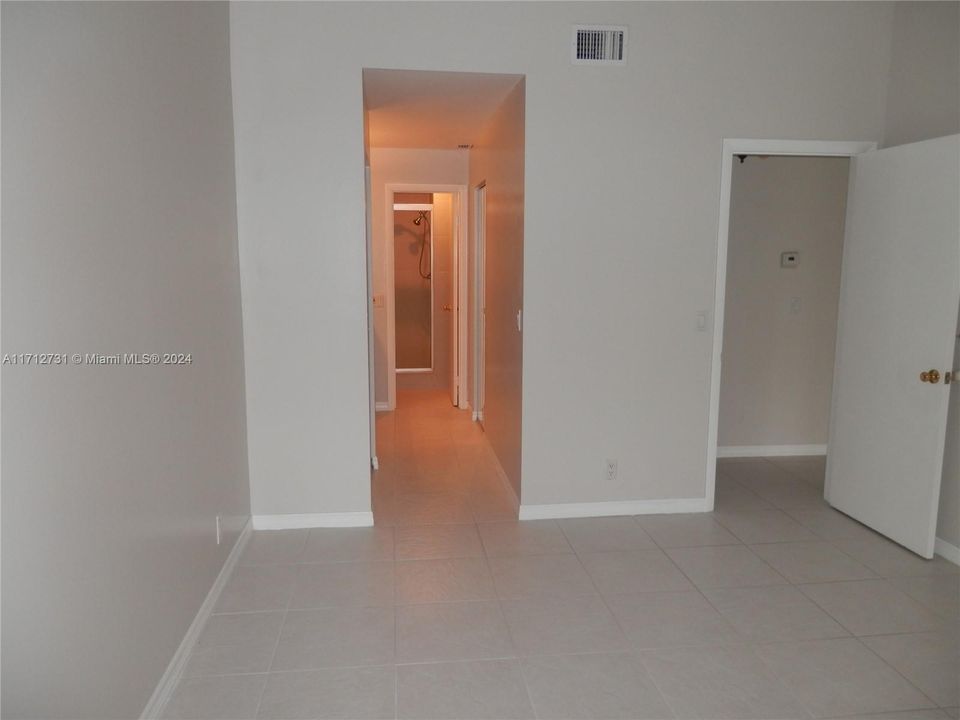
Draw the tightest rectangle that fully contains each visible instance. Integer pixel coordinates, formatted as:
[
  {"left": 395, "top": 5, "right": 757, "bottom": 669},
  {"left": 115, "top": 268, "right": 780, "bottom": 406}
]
[
  {"left": 707, "top": 137, "right": 959, "bottom": 563},
  {"left": 387, "top": 187, "right": 466, "bottom": 404},
  {"left": 707, "top": 140, "right": 873, "bottom": 511},
  {"left": 362, "top": 68, "right": 526, "bottom": 526}
]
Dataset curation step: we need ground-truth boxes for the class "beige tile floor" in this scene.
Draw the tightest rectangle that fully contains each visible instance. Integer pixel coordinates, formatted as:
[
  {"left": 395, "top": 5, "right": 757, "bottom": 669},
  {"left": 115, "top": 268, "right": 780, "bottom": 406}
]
[{"left": 164, "top": 390, "right": 959, "bottom": 719}]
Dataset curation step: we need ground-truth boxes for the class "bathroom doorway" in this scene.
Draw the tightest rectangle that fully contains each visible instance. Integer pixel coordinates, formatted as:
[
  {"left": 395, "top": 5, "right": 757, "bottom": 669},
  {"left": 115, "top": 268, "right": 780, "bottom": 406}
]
[
  {"left": 393, "top": 194, "right": 436, "bottom": 374},
  {"left": 386, "top": 186, "right": 466, "bottom": 407}
]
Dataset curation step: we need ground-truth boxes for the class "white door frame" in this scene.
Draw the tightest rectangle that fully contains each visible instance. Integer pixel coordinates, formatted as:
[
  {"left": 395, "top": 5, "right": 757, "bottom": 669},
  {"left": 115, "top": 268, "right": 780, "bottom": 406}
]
[
  {"left": 364, "top": 166, "right": 378, "bottom": 470},
  {"left": 473, "top": 182, "right": 487, "bottom": 425},
  {"left": 705, "top": 139, "right": 876, "bottom": 510},
  {"left": 385, "top": 183, "right": 468, "bottom": 411}
]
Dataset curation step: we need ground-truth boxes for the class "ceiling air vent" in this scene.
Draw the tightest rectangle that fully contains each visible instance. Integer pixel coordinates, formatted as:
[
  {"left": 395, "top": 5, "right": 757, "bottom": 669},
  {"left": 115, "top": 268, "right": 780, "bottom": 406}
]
[{"left": 572, "top": 25, "right": 627, "bottom": 65}]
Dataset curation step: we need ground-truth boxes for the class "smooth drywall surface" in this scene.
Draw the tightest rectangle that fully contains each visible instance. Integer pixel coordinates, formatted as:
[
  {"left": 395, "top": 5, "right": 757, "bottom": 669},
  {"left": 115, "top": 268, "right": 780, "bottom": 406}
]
[
  {"left": 230, "top": 2, "right": 900, "bottom": 514},
  {"left": 1, "top": 3, "right": 249, "bottom": 717},
  {"left": 469, "top": 81, "right": 526, "bottom": 499},
  {"left": 719, "top": 157, "right": 849, "bottom": 447},
  {"left": 883, "top": 2, "right": 960, "bottom": 147},
  {"left": 937, "top": 308, "right": 960, "bottom": 549},
  {"left": 369, "top": 149, "right": 468, "bottom": 405}
]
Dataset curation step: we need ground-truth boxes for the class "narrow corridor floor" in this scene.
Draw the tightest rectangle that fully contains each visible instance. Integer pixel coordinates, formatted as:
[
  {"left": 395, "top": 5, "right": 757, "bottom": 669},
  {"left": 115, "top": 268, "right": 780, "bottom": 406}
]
[{"left": 371, "top": 388, "right": 519, "bottom": 526}]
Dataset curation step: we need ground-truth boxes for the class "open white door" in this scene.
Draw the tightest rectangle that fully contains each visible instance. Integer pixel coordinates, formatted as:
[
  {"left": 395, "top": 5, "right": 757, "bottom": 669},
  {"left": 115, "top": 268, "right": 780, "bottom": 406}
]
[{"left": 826, "top": 135, "right": 960, "bottom": 558}]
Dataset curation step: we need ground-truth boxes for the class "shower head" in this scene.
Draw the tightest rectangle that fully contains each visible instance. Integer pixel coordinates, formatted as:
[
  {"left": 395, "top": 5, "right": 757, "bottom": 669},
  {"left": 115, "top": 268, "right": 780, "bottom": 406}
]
[{"left": 413, "top": 211, "right": 427, "bottom": 226}]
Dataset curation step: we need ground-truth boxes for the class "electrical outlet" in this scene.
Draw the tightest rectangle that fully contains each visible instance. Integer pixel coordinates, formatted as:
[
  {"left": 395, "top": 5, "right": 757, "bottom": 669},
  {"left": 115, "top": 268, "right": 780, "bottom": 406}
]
[
  {"left": 215, "top": 515, "right": 222, "bottom": 545},
  {"left": 604, "top": 458, "right": 618, "bottom": 482}
]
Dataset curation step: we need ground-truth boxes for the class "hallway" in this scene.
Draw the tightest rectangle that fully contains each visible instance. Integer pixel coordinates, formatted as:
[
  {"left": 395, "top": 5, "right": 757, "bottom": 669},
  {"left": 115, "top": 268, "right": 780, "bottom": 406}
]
[{"left": 372, "top": 389, "right": 519, "bottom": 526}]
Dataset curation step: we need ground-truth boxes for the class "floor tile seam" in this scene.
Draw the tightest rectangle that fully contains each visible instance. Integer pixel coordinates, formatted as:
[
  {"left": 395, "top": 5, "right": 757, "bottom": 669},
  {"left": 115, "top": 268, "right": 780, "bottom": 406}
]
[
  {"left": 791, "top": 581, "right": 889, "bottom": 639},
  {"left": 255, "top": 600, "right": 290, "bottom": 718},
  {"left": 561, "top": 537, "right": 680, "bottom": 718},
  {"left": 794, "top": 576, "right": 959, "bottom": 629},
  {"left": 632, "top": 515, "right": 747, "bottom": 554},
  {"left": 793, "top": 583, "right": 950, "bottom": 645},
  {"left": 476, "top": 525, "right": 546, "bottom": 720},
  {"left": 852, "top": 633, "right": 945, "bottom": 710}
]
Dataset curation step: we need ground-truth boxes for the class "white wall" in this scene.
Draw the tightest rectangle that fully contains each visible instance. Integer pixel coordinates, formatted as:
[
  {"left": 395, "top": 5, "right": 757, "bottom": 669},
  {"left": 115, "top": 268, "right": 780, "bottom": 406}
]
[
  {"left": 468, "top": 80, "right": 526, "bottom": 499},
  {"left": 1, "top": 3, "right": 249, "bottom": 717},
  {"left": 230, "top": 1, "right": 899, "bottom": 516},
  {"left": 883, "top": 2, "right": 960, "bottom": 147},
  {"left": 369, "top": 149, "right": 468, "bottom": 405},
  {"left": 719, "top": 157, "right": 849, "bottom": 449}
]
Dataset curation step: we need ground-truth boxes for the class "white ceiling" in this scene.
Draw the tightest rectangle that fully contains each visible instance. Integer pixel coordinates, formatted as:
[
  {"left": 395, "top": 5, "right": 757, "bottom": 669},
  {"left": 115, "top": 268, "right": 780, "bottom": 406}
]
[{"left": 363, "top": 69, "right": 523, "bottom": 149}]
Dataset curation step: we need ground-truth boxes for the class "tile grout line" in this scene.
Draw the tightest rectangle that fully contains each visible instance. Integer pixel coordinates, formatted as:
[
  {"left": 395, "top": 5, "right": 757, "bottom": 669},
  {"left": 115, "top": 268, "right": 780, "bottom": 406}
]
[
  {"left": 853, "top": 634, "right": 946, "bottom": 710},
  {"left": 486, "top": 541, "right": 540, "bottom": 720},
  {"left": 559, "top": 521, "right": 681, "bottom": 720},
  {"left": 250, "top": 535, "right": 302, "bottom": 720}
]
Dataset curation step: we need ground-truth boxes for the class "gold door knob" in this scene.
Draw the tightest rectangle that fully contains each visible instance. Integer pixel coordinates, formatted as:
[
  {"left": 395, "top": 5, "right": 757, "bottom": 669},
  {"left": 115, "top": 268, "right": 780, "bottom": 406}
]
[
  {"left": 442, "top": 304, "right": 453, "bottom": 312},
  {"left": 920, "top": 369, "right": 941, "bottom": 383}
]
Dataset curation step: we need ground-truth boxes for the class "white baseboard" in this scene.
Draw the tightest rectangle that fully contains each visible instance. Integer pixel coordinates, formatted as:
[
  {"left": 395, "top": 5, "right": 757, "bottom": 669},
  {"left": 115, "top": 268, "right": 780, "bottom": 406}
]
[
  {"left": 934, "top": 536, "right": 960, "bottom": 565},
  {"left": 141, "top": 517, "right": 252, "bottom": 719},
  {"left": 375, "top": 402, "right": 390, "bottom": 412},
  {"left": 252, "top": 511, "right": 374, "bottom": 530},
  {"left": 718, "top": 444, "right": 827, "bottom": 458},
  {"left": 519, "top": 497, "right": 710, "bottom": 521}
]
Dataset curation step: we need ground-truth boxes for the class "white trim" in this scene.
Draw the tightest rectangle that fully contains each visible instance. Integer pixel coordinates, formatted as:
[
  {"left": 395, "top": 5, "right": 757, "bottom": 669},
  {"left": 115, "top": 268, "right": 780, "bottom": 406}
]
[
  {"left": 375, "top": 401, "right": 390, "bottom": 412},
  {"left": 934, "top": 536, "right": 960, "bottom": 565},
  {"left": 717, "top": 444, "right": 827, "bottom": 458},
  {"left": 473, "top": 182, "right": 487, "bottom": 422},
  {"left": 141, "top": 518, "right": 252, "bottom": 719},
  {"left": 705, "top": 139, "right": 877, "bottom": 514},
  {"left": 393, "top": 203, "right": 433, "bottom": 211},
  {"left": 454, "top": 190, "right": 469, "bottom": 410},
  {"left": 364, "top": 166, "right": 378, "bottom": 500},
  {"left": 519, "top": 497, "right": 710, "bottom": 521},
  {"left": 252, "top": 512, "right": 374, "bottom": 530},
  {"left": 385, "top": 183, "right": 469, "bottom": 412}
]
